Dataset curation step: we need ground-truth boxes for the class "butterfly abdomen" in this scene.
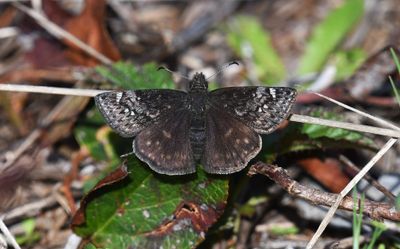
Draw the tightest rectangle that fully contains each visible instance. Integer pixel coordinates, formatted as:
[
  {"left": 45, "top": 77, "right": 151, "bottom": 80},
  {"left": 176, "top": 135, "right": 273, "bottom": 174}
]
[
  {"left": 187, "top": 89, "right": 208, "bottom": 161},
  {"left": 190, "top": 119, "right": 206, "bottom": 161}
]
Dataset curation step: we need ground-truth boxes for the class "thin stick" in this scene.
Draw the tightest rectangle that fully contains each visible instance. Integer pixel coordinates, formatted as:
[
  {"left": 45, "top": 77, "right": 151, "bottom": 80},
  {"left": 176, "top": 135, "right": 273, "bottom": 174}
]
[
  {"left": 1, "top": 84, "right": 400, "bottom": 138},
  {"left": 305, "top": 138, "right": 398, "bottom": 249},
  {"left": 339, "top": 155, "right": 397, "bottom": 203},
  {"left": 1, "top": 195, "right": 57, "bottom": 222},
  {"left": 290, "top": 114, "right": 400, "bottom": 138},
  {"left": 313, "top": 92, "right": 400, "bottom": 131},
  {"left": 0, "top": 84, "right": 105, "bottom": 96},
  {"left": 0, "top": 218, "right": 21, "bottom": 249},
  {"left": 12, "top": 3, "right": 113, "bottom": 65}
]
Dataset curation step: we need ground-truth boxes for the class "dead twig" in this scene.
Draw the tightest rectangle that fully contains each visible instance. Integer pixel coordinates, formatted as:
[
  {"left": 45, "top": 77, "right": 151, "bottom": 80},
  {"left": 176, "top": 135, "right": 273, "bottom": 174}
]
[
  {"left": 1, "top": 195, "right": 57, "bottom": 222},
  {"left": 248, "top": 162, "right": 400, "bottom": 222},
  {"left": 61, "top": 148, "right": 90, "bottom": 214}
]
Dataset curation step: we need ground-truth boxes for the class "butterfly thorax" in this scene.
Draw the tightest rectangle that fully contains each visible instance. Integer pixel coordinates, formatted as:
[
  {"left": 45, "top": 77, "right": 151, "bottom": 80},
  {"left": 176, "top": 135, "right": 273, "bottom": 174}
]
[
  {"left": 189, "top": 72, "right": 208, "bottom": 91},
  {"left": 188, "top": 73, "right": 209, "bottom": 161}
]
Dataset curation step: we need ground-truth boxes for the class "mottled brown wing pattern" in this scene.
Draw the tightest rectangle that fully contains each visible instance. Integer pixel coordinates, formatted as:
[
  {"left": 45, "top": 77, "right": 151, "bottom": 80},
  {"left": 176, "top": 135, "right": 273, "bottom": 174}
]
[
  {"left": 133, "top": 110, "right": 196, "bottom": 175},
  {"left": 95, "top": 90, "right": 187, "bottom": 137},
  {"left": 209, "top": 87, "right": 297, "bottom": 134},
  {"left": 202, "top": 105, "right": 262, "bottom": 174}
]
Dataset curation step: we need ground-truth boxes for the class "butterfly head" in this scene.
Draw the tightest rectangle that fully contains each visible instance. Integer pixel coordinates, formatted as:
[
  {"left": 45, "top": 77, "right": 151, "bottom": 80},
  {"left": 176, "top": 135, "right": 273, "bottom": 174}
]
[{"left": 189, "top": 73, "right": 208, "bottom": 92}]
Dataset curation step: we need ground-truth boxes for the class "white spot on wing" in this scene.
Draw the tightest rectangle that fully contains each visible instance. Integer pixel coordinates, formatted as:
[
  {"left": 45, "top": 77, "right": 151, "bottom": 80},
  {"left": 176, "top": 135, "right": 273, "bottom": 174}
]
[
  {"left": 224, "top": 128, "right": 233, "bottom": 137},
  {"left": 116, "top": 92, "right": 123, "bottom": 103},
  {"left": 256, "top": 87, "right": 264, "bottom": 98},
  {"left": 162, "top": 130, "right": 172, "bottom": 138},
  {"left": 269, "top": 88, "right": 276, "bottom": 98}
]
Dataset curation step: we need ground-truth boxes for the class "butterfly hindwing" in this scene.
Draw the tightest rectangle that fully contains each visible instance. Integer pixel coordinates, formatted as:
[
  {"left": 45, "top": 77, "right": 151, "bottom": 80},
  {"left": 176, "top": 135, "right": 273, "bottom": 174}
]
[
  {"left": 95, "top": 90, "right": 187, "bottom": 137},
  {"left": 202, "top": 105, "right": 262, "bottom": 174},
  {"left": 209, "top": 87, "right": 296, "bottom": 134},
  {"left": 133, "top": 110, "right": 196, "bottom": 175}
]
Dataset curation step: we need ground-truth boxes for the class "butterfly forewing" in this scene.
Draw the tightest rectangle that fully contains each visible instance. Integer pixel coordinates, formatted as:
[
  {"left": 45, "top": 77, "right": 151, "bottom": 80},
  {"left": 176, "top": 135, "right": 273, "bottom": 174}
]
[
  {"left": 202, "top": 105, "right": 262, "bottom": 174},
  {"left": 209, "top": 87, "right": 296, "bottom": 134},
  {"left": 95, "top": 90, "right": 187, "bottom": 137},
  {"left": 133, "top": 110, "right": 196, "bottom": 175}
]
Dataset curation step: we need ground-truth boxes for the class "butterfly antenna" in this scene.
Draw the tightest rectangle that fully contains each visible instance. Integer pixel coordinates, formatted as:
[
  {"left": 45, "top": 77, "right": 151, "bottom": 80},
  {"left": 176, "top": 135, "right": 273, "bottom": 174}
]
[
  {"left": 207, "top": 61, "right": 239, "bottom": 80},
  {"left": 157, "top": 66, "right": 190, "bottom": 80}
]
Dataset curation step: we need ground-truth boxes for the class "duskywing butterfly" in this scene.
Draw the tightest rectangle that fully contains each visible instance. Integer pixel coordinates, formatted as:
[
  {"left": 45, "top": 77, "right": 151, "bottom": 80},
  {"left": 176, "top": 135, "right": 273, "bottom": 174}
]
[{"left": 95, "top": 73, "right": 297, "bottom": 175}]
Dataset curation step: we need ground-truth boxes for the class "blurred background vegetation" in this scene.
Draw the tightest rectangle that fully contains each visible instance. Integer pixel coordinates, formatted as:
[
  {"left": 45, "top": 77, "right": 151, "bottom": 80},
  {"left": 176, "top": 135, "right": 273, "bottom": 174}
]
[{"left": 0, "top": 0, "right": 399, "bottom": 248}]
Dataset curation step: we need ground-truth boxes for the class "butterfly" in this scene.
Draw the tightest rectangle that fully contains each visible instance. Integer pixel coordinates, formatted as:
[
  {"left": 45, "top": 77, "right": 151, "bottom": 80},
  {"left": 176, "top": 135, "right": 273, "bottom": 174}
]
[{"left": 95, "top": 73, "right": 297, "bottom": 175}]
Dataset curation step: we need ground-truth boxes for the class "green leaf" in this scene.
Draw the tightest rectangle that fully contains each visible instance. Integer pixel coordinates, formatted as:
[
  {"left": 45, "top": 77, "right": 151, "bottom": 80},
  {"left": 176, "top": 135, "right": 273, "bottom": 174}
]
[
  {"left": 353, "top": 189, "right": 363, "bottom": 249},
  {"left": 74, "top": 106, "right": 126, "bottom": 163},
  {"left": 300, "top": 110, "right": 371, "bottom": 143},
  {"left": 74, "top": 125, "right": 107, "bottom": 161},
  {"left": 390, "top": 48, "right": 400, "bottom": 73},
  {"left": 331, "top": 48, "right": 366, "bottom": 80},
  {"left": 226, "top": 15, "right": 285, "bottom": 84},
  {"left": 390, "top": 48, "right": 400, "bottom": 107},
  {"left": 377, "top": 244, "right": 386, "bottom": 249},
  {"left": 96, "top": 61, "right": 175, "bottom": 90},
  {"left": 389, "top": 76, "right": 400, "bottom": 108},
  {"left": 259, "top": 117, "right": 374, "bottom": 164},
  {"left": 15, "top": 219, "right": 40, "bottom": 246},
  {"left": 367, "top": 221, "right": 386, "bottom": 249},
  {"left": 269, "top": 225, "right": 299, "bottom": 236},
  {"left": 74, "top": 107, "right": 131, "bottom": 192},
  {"left": 73, "top": 158, "right": 229, "bottom": 248},
  {"left": 298, "top": 0, "right": 364, "bottom": 74},
  {"left": 84, "top": 244, "right": 97, "bottom": 249},
  {"left": 301, "top": 122, "right": 364, "bottom": 141},
  {"left": 239, "top": 196, "right": 268, "bottom": 217}
]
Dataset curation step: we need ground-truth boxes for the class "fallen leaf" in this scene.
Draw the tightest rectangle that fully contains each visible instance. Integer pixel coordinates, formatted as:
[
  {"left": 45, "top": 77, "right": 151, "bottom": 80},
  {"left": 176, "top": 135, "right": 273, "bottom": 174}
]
[
  {"left": 62, "top": 0, "right": 121, "bottom": 66},
  {"left": 297, "top": 157, "right": 350, "bottom": 193}
]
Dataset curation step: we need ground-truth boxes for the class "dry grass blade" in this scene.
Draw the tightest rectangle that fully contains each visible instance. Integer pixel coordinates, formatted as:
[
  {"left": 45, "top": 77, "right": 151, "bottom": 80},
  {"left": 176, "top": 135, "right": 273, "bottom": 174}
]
[
  {"left": 0, "top": 83, "right": 105, "bottom": 97},
  {"left": 0, "top": 217, "right": 21, "bottom": 249},
  {"left": 2, "top": 195, "right": 57, "bottom": 221},
  {"left": 313, "top": 92, "right": 400, "bottom": 131},
  {"left": 290, "top": 113, "right": 400, "bottom": 138}
]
